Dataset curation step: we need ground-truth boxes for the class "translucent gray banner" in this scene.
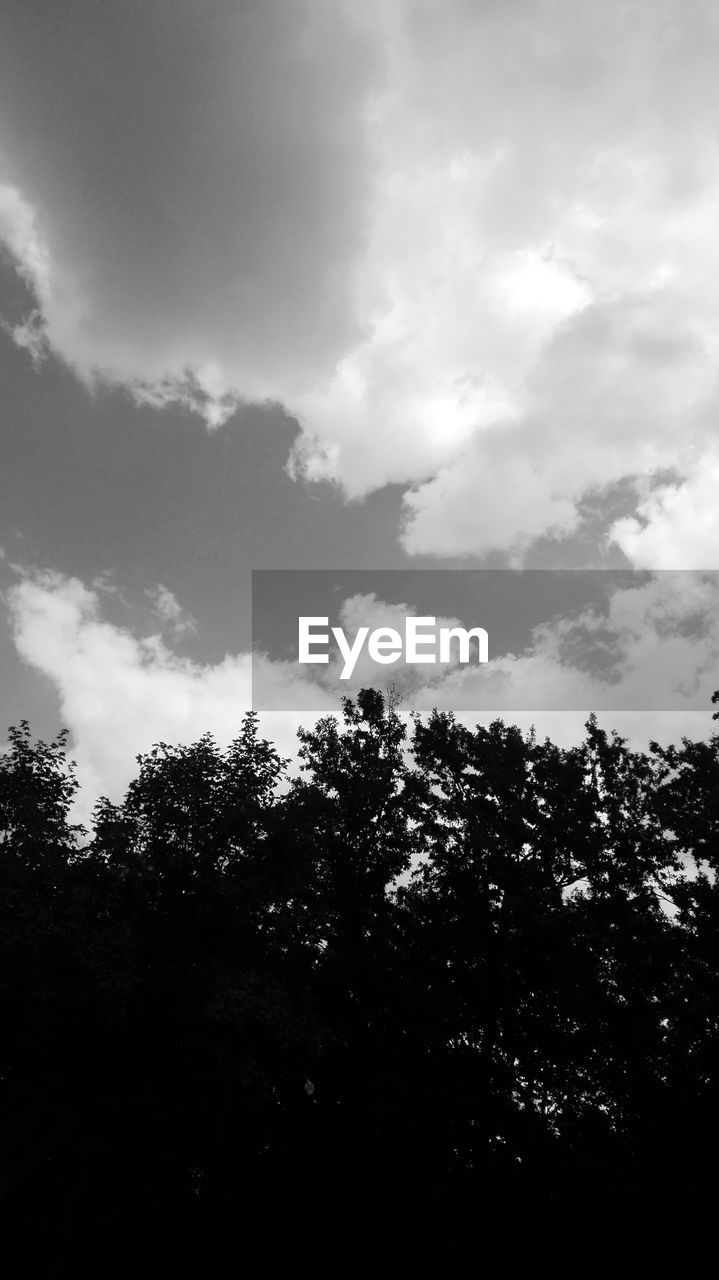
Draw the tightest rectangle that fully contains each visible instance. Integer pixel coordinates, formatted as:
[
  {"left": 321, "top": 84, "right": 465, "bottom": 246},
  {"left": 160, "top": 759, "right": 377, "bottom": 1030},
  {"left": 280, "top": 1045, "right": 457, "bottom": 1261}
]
[{"left": 251, "top": 570, "right": 719, "bottom": 712}]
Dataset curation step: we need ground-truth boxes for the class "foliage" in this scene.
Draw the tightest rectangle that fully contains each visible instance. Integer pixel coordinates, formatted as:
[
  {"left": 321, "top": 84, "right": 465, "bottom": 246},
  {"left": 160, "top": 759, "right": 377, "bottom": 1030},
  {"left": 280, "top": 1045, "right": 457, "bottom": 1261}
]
[{"left": 2, "top": 694, "right": 719, "bottom": 1265}]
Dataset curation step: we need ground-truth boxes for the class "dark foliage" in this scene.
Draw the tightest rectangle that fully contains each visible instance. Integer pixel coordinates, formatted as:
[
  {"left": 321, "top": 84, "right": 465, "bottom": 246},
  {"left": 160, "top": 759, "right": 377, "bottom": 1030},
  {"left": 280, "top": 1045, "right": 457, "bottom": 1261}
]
[{"left": 2, "top": 691, "right": 719, "bottom": 1271}]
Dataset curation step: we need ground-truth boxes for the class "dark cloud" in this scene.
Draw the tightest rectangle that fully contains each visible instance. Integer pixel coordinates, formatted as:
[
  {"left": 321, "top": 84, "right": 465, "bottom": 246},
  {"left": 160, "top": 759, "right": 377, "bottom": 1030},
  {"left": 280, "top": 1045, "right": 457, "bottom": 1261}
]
[{"left": 0, "top": 0, "right": 381, "bottom": 409}]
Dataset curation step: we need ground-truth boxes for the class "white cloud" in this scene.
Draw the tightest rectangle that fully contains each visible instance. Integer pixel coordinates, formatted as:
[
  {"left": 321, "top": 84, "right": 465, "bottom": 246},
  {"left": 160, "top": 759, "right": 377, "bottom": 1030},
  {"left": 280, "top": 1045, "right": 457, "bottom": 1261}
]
[
  {"left": 0, "top": 181, "right": 50, "bottom": 290},
  {"left": 398, "top": 287, "right": 714, "bottom": 559},
  {"left": 2, "top": 1, "right": 719, "bottom": 561},
  {"left": 6, "top": 571, "right": 333, "bottom": 823},
  {"left": 288, "top": 0, "right": 719, "bottom": 567},
  {"left": 6, "top": 568, "right": 717, "bottom": 827},
  {"left": 610, "top": 458, "right": 719, "bottom": 568},
  {"left": 145, "top": 584, "right": 197, "bottom": 636}
]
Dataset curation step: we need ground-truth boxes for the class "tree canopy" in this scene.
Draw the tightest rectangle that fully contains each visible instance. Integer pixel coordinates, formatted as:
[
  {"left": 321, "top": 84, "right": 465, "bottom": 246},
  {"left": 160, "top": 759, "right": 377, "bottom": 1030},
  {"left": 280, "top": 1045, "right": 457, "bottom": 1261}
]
[{"left": 1, "top": 693, "right": 719, "bottom": 1268}]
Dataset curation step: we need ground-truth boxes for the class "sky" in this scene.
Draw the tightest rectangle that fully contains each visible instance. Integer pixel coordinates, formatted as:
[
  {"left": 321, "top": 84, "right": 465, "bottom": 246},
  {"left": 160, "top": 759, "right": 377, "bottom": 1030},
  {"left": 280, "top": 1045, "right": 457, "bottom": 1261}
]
[{"left": 1, "top": 0, "right": 719, "bottom": 820}]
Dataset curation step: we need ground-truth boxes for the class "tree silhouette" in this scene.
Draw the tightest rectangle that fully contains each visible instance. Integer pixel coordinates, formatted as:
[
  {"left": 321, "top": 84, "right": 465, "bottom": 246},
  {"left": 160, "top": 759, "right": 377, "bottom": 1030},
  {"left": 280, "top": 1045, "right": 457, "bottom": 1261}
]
[{"left": 2, "top": 693, "right": 719, "bottom": 1267}]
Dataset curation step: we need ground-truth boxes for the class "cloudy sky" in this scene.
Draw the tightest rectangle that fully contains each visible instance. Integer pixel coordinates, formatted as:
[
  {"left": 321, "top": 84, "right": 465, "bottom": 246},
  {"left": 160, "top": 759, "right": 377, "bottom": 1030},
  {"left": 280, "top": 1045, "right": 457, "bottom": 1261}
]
[{"left": 1, "top": 0, "right": 719, "bottom": 815}]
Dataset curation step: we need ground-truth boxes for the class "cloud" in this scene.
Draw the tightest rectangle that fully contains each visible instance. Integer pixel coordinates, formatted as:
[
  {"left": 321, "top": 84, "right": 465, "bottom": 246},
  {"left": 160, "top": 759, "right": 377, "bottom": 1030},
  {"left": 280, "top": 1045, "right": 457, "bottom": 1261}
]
[
  {"left": 491, "top": 572, "right": 719, "bottom": 714},
  {"left": 144, "top": 584, "right": 197, "bottom": 637},
  {"left": 399, "top": 291, "right": 713, "bottom": 561},
  {"left": 0, "top": 0, "right": 381, "bottom": 424},
  {"left": 6, "top": 570, "right": 333, "bottom": 822},
  {"left": 0, "top": 182, "right": 50, "bottom": 289},
  {"left": 5, "top": 568, "right": 717, "bottom": 826},
  {"left": 288, "top": 0, "right": 719, "bottom": 567},
  {"left": 2, "top": 1, "right": 719, "bottom": 562},
  {"left": 610, "top": 457, "right": 719, "bottom": 568}
]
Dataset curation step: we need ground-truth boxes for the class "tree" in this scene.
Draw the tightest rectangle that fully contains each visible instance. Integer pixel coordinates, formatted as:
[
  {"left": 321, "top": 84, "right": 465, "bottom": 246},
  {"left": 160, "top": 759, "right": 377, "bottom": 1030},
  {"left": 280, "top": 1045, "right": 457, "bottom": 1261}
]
[{"left": 3, "top": 693, "right": 719, "bottom": 1265}]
